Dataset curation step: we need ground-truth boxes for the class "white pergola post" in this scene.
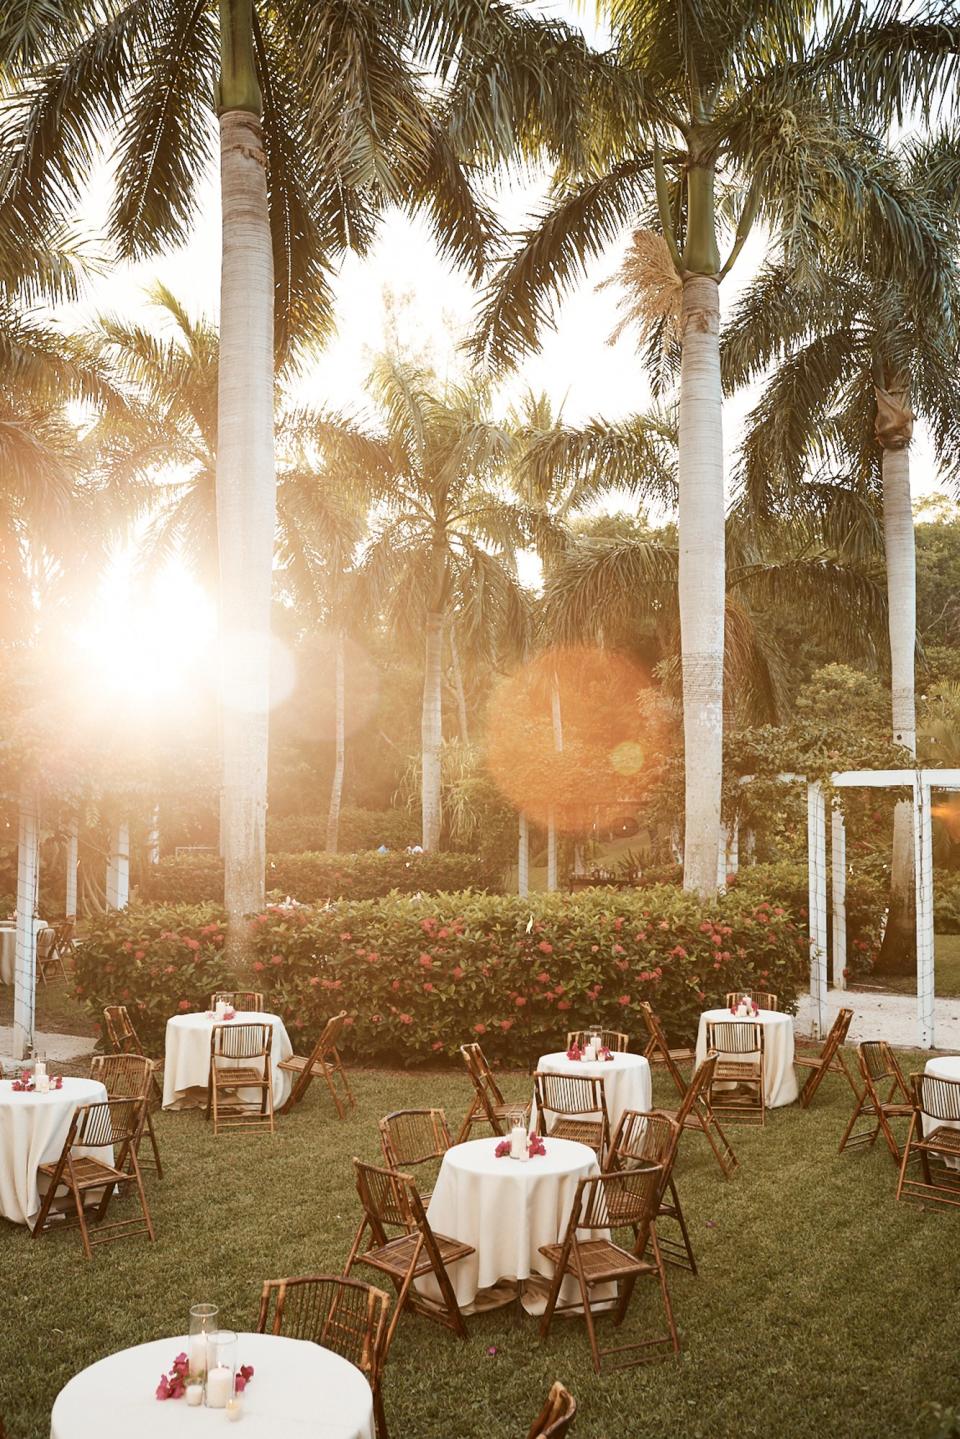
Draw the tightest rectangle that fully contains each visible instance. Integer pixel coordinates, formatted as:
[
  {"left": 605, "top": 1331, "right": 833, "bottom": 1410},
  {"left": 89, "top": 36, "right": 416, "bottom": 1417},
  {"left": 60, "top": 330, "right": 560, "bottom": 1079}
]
[
  {"left": 831, "top": 806, "right": 847, "bottom": 991},
  {"left": 716, "top": 822, "right": 729, "bottom": 891},
  {"left": 518, "top": 812, "right": 529, "bottom": 897},
  {"left": 105, "top": 820, "right": 130, "bottom": 910},
  {"left": 14, "top": 792, "right": 39, "bottom": 1061},
  {"left": 727, "top": 817, "right": 739, "bottom": 878},
  {"left": 806, "top": 782, "right": 828, "bottom": 1039},
  {"left": 913, "top": 778, "right": 935, "bottom": 1049},
  {"left": 64, "top": 814, "right": 78, "bottom": 918},
  {"left": 546, "top": 816, "right": 558, "bottom": 892},
  {"left": 146, "top": 804, "right": 160, "bottom": 866}
]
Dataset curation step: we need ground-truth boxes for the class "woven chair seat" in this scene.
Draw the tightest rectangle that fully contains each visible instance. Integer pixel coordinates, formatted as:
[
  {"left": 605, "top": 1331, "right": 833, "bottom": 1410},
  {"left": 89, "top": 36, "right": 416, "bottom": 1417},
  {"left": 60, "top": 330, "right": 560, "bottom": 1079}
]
[
  {"left": 494, "top": 1101, "right": 531, "bottom": 1123},
  {"left": 539, "top": 1236, "right": 653, "bottom": 1283},
  {"left": 360, "top": 1230, "right": 474, "bottom": 1280},
  {"left": 213, "top": 1066, "right": 267, "bottom": 1088},
  {"left": 714, "top": 1060, "right": 761, "bottom": 1082},
  {"left": 38, "top": 1155, "right": 129, "bottom": 1189},
  {"left": 278, "top": 1054, "right": 336, "bottom": 1076},
  {"left": 649, "top": 1046, "right": 695, "bottom": 1064},
  {"left": 546, "top": 1117, "right": 604, "bottom": 1150},
  {"left": 919, "top": 1126, "right": 960, "bottom": 1153}
]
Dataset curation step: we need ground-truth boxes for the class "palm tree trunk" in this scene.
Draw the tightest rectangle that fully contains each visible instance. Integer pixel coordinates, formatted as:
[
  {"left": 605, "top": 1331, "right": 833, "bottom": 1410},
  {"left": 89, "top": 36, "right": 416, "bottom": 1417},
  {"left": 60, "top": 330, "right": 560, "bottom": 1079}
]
[
  {"left": 216, "top": 0, "right": 275, "bottom": 931},
  {"left": 13, "top": 790, "right": 39, "bottom": 1061},
  {"left": 518, "top": 812, "right": 529, "bottom": 896},
  {"left": 326, "top": 627, "right": 346, "bottom": 853},
  {"left": 422, "top": 612, "right": 443, "bottom": 849},
  {"left": 677, "top": 270, "right": 725, "bottom": 897},
  {"left": 547, "top": 672, "right": 563, "bottom": 891},
  {"left": 449, "top": 628, "right": 469, "bottom": 744},
  {"left": 875, "top": 380, "right": 917, "bottom": 975}
]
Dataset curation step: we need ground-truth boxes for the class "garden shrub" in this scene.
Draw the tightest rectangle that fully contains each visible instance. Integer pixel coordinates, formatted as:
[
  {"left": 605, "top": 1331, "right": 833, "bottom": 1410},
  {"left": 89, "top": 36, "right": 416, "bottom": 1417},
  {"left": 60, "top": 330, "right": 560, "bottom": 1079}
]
[
  {"left": 934, "top": 874, "right": 960, "bottom": 934},
  {"left": 266, "top": 808, "right": 419, "bottom": 854},
  {"left": 729, "top": 860, "right": 886, "bottom": 980},
  {"left": 76, "top": 887, "right": 809, "bottom": 1065},
  {"left": 141, "top": 850, "right": 503, "bottom": 905}
]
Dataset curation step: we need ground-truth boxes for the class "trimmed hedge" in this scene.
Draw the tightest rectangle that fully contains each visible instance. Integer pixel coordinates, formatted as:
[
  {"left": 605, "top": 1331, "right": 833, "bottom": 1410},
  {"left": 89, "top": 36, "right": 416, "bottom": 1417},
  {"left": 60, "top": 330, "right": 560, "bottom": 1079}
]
[
  {"left": 141, "top": 850, "right": 503, "bottom": 906},
  {"left": 266, "top": 809, "right": 419, "bottom": 854},
  {"left": 76, "top": 887, "right": 809, "bottom": 1064}
]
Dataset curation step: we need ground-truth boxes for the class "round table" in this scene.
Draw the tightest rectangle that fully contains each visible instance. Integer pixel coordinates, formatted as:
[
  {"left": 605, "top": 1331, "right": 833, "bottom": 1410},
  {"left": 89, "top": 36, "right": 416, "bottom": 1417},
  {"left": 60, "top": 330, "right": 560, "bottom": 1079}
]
[
  {"left": 162, "top": 1012, "right": 294, "bottom": 1111},
  {"left": 50, "top": 1332, "right": 375, "bottom": 1439},
  {"left": 0, "top": 918, "right": 53, "bottom": 985},
  {"left": 924, "top": 1054, "right": 960, "bottom": 1170},
  {"left": 420, "top": 1135, "right": 610, "bottom": 1314},
  {"left": 0, "top": 1077, "right": 107, "bottom": 1226},
  {"left": 695, "top": 1008, "right": 798, "bottom": 1108},
  {"left": 533, "top": 1050, "right": 652, "bottom": 1135}
]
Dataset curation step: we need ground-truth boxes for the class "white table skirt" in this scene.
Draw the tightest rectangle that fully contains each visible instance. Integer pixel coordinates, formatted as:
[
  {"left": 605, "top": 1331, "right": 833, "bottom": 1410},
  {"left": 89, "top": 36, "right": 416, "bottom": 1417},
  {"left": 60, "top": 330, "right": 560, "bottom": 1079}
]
[
  {"left": 532, "top": 1050, "right": 652, "bottom": 1137},
  {"left": 50, "top": 1332, "right": 375, "bottom": 1439},
  {"left": 695, "top": 1009, "right": 798, "bottom": 1108},
  {"left": 420, "top": 1136, "right": 611, "bottom": 1314},
  {"left": 0, "top": 1078, "right": 107, "bottom": 1226},
  {"left": 0, "top": 919, "right": 53, "bottom": 986},
  {"left": 162, "top": 1012, "right": 293, "bottom": 1110},
  {"left": 923, "top": 1055, "right": 960, "bottom": 1170}
]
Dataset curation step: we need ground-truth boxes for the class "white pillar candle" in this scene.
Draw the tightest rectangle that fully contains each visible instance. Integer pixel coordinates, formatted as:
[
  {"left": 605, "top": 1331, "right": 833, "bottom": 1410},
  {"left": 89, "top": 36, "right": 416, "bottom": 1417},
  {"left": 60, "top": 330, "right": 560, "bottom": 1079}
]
[
  {"left": 205, "top": 1366, "right": 232, "bottom": 1408},
  {"left": 188, "top": 1335, "right": 208, "bottom": 1377},
  {"left": 226, "top": 1399, "right": 243, "bottom": 1422},
  {"left": 185, "top": 1384, "right": 203, "bottom": 1407},
  {"left": 509, "top": 1124, "right": 524, "bottom": 1159},
  {"left": 35, "top": 1072, "right": 50, "bottom": 1094},
  {"left": 34, "top": 1060, "right": 46, "bottom": 1078}
]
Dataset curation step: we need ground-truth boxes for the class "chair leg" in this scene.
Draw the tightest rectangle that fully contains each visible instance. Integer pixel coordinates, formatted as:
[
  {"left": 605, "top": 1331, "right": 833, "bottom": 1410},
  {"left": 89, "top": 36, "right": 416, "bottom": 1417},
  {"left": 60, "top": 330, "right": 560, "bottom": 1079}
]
[
  {"left": 838, "top": 1090, "right": 869, "bottom": 1153},
  {"left": 666, "top": 1178, "right": 697, "bottom": 1275},
  {"left": 456, "top": 1098, "right": 481, "bottom": 1144},
  {"left": 650, "top": 1228, "right": 680, "bottom": 1355},
  {"left": 571, "top": 1243, "right": 601, "bottom": 1375},
  {"left": 129, "top": 1153, "right": 156, "bottom": 1242},
  {"left": 372, "top": 1378, "right": 389, "bottom": 1439},
  {"left": 322, "top": 1062, "right": 347, "bottom": 1120},
  {"left": 895, "top": 1117, "right": 918, "bottom": 1201},
  {"left": 144, "top": 1109, "right": 163, "bottom": 1179}
]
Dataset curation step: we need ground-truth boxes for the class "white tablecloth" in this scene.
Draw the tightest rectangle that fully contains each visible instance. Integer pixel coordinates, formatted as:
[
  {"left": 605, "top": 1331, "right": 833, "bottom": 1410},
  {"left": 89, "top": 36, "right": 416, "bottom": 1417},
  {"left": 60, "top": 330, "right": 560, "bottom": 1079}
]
[
  {"left": 533, "top": 1050, "right": 652, "bottom": 1135},
  {"left": 162, "top": 1012, "right": 293, "bottom": 1110},
  {"left": 50, "top": 1332, "right": 375, "bottom": 1439},
  {"left": 0, "top": 918, "right": 53, "bottom": 986},
  {"left": 924, "top": 1055, "right": 960, "bottom": 1170},
  {"left": 0, "top": 1077, "right": 107, "bottom": 1226},
  {"left": 695, "top": 1009, "right": 798, "bottom": 1108},
  {"left": 420, "top": 1135, "right": 609, "bottom": 1314}
]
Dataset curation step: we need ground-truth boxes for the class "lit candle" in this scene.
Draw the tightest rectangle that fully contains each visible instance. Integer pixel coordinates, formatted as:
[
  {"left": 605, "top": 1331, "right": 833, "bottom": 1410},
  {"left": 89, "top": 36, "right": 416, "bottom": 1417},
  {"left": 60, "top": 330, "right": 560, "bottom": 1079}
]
[
  {"left": 509, "top": 1123, "right": 524, "bottom": 1159},
  {"left": 226, "top": 1399, "right": 243, "bottom": 1422},
  {"left": 205, "top": 1365, "right": 232, "bottom": 1408},
  {"left": 35, "top": 1072, "right": 50, "bottom": 1094},
  {"left": 185, "top": 1384, "right": 203, "bottom": 1407},
  {"left": 188, "top": 1335, "right": 208, "bottom": 1377}
]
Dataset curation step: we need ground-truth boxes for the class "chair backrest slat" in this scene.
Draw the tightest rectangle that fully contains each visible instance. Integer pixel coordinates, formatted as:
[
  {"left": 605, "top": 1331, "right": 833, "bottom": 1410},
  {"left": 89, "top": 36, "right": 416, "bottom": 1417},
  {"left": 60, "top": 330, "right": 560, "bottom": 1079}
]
[
  {"left": 609, "top": 1109, "right": 679, "bottom": 1171},
  {"left": 534, "top": 1071, "right": 605, "bottom": 1119},
  {"left": 565, "top": 1029, "right": 629, "bottom": 1053},
  {"left": 90, "top": 1053, "right": 154, "bottom": 1102},
  {"left": 102, "top": 1004, "right": 143, "bottom": 1056},
  {"left": 212, "top": 1022, "right": 271, "bottom": 1061},
  {"left": 460, "top": 1043, "right": 505, "bottom": 1120},
  {"left": 706, "top": 1020, "right": 763, "bottom": 1056},
  {"left": 379, "top": 1109, "right": 451, "bottom": 1170},
  {"left": 914, "top": 1071, "right": 960, "bottom": 1123},
  {"left": 257, "top": 1275, "right": 388, "bottom": 1377},
  {"left": 675, "top": 1055, "right": 718, "bottom": 1128},
  {"left": 211, "top": 991, "right": 264, "bottom": 1012}
]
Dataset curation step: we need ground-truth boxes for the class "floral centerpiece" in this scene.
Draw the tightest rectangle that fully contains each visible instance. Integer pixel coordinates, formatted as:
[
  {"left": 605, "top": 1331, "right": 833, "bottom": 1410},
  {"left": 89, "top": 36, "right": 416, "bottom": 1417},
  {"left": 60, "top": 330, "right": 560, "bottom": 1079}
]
[
  {"left": 730, "top": 993, "right": 759, "bottom": 1018},
  {"left": 495, "top": 1132, "right": 546, "bottom": 1159}
]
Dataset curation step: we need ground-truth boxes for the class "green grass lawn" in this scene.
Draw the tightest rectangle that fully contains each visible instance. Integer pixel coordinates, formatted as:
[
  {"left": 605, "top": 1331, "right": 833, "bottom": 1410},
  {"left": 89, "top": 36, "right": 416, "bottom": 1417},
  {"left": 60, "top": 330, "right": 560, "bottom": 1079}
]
[{"left": 2, "top": 1057, "right": 959, "bottom": 1439}]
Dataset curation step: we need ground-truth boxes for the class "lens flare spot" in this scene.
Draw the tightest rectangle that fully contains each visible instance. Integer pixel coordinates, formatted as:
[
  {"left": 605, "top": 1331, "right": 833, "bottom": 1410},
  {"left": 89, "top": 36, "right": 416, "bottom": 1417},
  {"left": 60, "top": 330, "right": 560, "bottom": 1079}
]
[{"left": 610, "top": 740, "right": 645, "bottom": 776}]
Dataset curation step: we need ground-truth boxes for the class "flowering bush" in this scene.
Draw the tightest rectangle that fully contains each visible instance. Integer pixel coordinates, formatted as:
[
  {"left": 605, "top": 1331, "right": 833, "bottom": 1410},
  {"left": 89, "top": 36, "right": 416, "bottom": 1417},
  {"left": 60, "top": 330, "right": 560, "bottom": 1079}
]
[
  {"left": 75, "top": 903, "right": 233, "bottom": 1054},
  {"left": 728, "top": 860, "right": 886, "bottom": 980},
  {"left": 141, "top": 850, "right": 502, "bottom": 906}
]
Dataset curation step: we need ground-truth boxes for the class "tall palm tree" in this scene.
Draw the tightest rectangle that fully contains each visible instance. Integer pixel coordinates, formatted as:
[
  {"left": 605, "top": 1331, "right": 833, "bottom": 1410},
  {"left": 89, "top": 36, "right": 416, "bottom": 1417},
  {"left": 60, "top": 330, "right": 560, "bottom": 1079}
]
[
  {"left": 472, "top": 5, "right": 960, "bottom": 896},
  {"left": 721, "top": 134, "right": 960, "bottom": 970}
]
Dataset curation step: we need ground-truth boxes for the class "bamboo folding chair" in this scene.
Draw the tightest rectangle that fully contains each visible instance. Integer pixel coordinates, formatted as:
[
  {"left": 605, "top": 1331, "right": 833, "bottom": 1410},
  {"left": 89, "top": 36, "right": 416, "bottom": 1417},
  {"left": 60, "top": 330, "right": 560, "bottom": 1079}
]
[
  {"left": 52, "top": 916, "right": 77, "bottom": 969},
  {"left": 565, "top": 1030, "right": 629, "bottom": 1053},
  {"left": 37, "top": 925, "right": 67, "bottom": 985},
  {"left": 207, "top": 1022, "right": 275, "bottom": 1136},
  {"left": 533, "top": 1071, "right": 609, "bottom": 1161},
  {"left": 210, "top": 990, "right": 264, "bottom": 1012},
  {"left": 724, "top": 991, "right": 778, "bottom": 1012},
  {"left": 794, "top": 1008, "right": 857, "bottom": 1108},
  {"left": 378, "top": 1109, "right": 452, "bottom": 1211},
  {"left": 278, "top": 1009, "right": 355, "bottom": 1118},
  {"left": 608, "top": 1111, "right": 696, "bottom": 1273},
  {"left": 456, "top": 1042, "right": 531, "bottom": 1142},
  {"left": 539, "top": 1166, "right": 679, "bottom": 1373},
  {"left": 838, "top": 1041, "right": 913, "bottom": 1163},
  {"left": 637, "top": 1002, "right": 694, "bottom": 1099},
  {"left": 102, "top": 1003, "right": 163, "bottom": 1104},
  {"left": 528, "top": 1382, "right": 577, "bottom": 1439},
  {"left": 33, "top": 1098, "right": 155, "bottom": 1259},
  {"left": 90, "top": 1053, "right": 163, "bottom": 1178},
  {"left": 705, "top": 1021, "right": 766, "bottom": 1126},
  {"left": 896, "top": 1072, "right": 960, "bottom": 1209},
  {"left": 343, "top": 1159, "right": 474, "bottom": 1357},
  {"left": 659, "top": 1054, "right": 739, "bottom": 1178},
  {"left": 258, "top": 1275, "right": 391, "bottom": 1439}
]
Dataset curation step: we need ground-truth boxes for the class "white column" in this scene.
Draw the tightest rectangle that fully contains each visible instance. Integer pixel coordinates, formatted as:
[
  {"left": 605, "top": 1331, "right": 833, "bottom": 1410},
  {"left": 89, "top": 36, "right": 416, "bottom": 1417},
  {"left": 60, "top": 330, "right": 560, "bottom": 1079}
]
[
  {"left": 105, "top": 820, "right": 130, "bottom": 910},
  {"left": 64, "top": 814, "right": 78, "bottom": 917},
  {"left": 831, "top": 807, "right": 847, "bottom": 991},
  {"left": 146, "top": 804, "right": 160, "bottom": 866},
  {"left": 14, "top": 792, "right": 39, "bottom": 1061},
  {"left": 727, "top": 817, "right": 739, "bottom": 878},
  {"left": 806, "top": 782, "right": 828, "bottom": 1038},
  {"left": 518, "top": 813, "right": 529, "bottom": 898},
  {"left": 716, "top": 822, "right": 729, "bottom": 891},
  {"left": 913, "top": 779, "right": 935, "bottom": 1049},
  {"left": 546, "top": 817, "right": 558, "bottom": 893}
]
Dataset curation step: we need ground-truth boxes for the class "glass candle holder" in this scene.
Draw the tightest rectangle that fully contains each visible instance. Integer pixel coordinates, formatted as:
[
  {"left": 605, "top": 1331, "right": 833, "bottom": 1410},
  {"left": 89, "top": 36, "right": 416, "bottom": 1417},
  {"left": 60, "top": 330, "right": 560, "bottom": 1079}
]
[
  {"left": 205, "top": 1329, "right": 238, "bottom": 1409},
  {"left": 188, "top": 1303, "right": 218, "bottom": 1380}
]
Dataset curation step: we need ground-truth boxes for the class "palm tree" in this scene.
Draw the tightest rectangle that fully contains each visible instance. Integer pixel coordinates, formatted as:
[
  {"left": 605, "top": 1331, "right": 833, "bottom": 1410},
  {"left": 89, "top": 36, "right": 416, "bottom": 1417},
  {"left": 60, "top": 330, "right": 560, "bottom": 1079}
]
[
  {"left": 472, "top": 7, "right": 959, "bottom": 896},
  {"left": 721, "top": 134, "right": 960, "bottom": 970}
]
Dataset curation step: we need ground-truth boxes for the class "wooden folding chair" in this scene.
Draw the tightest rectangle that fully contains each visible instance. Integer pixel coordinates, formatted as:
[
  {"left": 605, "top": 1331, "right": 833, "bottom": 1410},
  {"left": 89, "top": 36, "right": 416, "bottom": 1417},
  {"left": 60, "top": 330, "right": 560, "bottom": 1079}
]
[
  {"left": 90, "top": 1053, "right": 163, "bottom": 1178},
  {"left": 637, "top": 1002, "right": 693, "bottom": 1099},
  {"left": 258, "top": 1275, "right": 390, "bottom": 1439},
  {"left": 539, "top": 1166, "right": 679, "bottom": 1373},
  {"left": 207, "top": 1022, "right": 274, "bottom": 1135},
  {"left": 210, "top": 990, "right": 264, "bottom": 1012},
  {"left": 838, "top": 1041, "right": 913, "bottom": 1163},
  {"left": 705, "top": 1020, "right": 765, "bottom": 1126},
  {"left": 378, "top": 1109, "right": 451, "bottom": 1210},
  {"left": 896, "top": 1072, "right": 960, "bottom": 1209},
  {"left": 528, "top": 1381, "right": 577, "bottom": 1438},
  {"left": 102, "top": 1003, "right": 163, "bottom": 1104},
  {"left": 343, "top": 1159, "right": 474, "bottom": 1357},
  {"left": 37, "top": 925, "right": 68, "bottom": 985},
  {"left": 659, "top": 1054, "right": 739, "bottom": 1179},
  {"left": 724, "top": 990, "right": 778, "bottom": 1012},
  {"left": 533, "top": 1071, "right": 609, "bottom": 1162},
  {"left": 794, "top": 1007, "right": 857, "bottom": 1108},
  {"left": 565, "top": 1029, "right": 629, "bottom": 1053},
  {"left": 278, "top": 1009, "right": 355, "bottom": 1117},
  {"left": 609, "top": 1110, "right": 696, "bottom": 1273},
  {"left": 53, "top": 915, "right": 77, "bottom": 969},
  {"left": 33, "top": 1097, "right": 155, "bottom": 1259},
  {"left": 456, "top": 1042, "right": 530, "bottom": 1142}
]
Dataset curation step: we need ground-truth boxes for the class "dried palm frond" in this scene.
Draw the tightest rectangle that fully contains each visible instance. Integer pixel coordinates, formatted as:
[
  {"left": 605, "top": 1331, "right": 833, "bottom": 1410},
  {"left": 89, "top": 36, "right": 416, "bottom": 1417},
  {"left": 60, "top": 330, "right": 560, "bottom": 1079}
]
[{"left": 601, "top": 228, "right": 682, "bottom": 350}]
